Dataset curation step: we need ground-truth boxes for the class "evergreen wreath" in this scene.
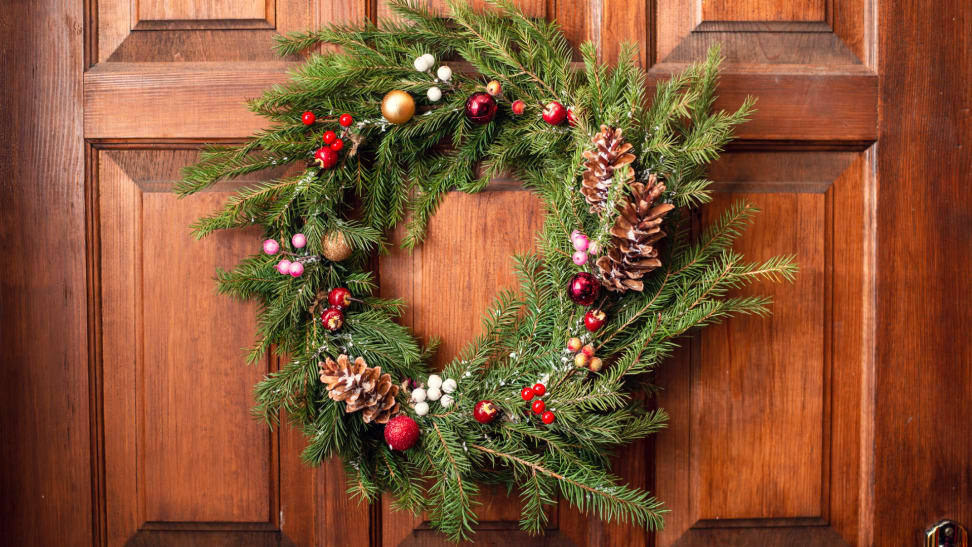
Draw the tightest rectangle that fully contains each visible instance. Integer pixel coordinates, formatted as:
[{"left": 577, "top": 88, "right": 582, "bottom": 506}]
[{"left": 177, "top": 0, "right": 797, "bottom": 541}]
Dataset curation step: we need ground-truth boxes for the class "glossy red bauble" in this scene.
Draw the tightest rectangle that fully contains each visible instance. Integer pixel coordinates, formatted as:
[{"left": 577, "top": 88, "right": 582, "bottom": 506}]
[
  {"left": 473, "top": 400, "right": 499, "bottom": 424},
  {"left": 301, "top": 111, "right": 316, "bottom": 125},
  {"left": 520, "top": 387, "right": 535, "bottom": 401},
  {"left": 531, "top": 399, "right": 545, "bottom": 414},
  {"left": 327, "top": 287, "right": 352, "bottom": 309},
  {"left": 384, "top": 415, "right": 420, "bottom": 450},
  {"left": 542, "top": 101, "right": 567, "bottom": 125},
  {"left": 532, "top": 383, "right": 546, "bottom": 396},
  {"left": 568, "top": 272, "right": 600, "bottom": 306},
  {"left": 321, "top": 306, "right": 345, "bottom": 331},
  {"left": 511, "top": 100, "right": 526, "bottom": 115},
  {"left": 339, "top": 113, "right": 353, "bottom": 127},
  {"left": 584, "top": 309, "right": 606, "bottom": 331},
  {"left": 322, "top": 130, "right": 337, "bottom": 144},
  {"left": 465, "top": 92, "right": 498, "bottom": 124},
  {"left": 330, "top": 138, "right": 344, "bottom": 152},
  {"left": 314, "top": 146, "right": 339, "bottom": 169},
  {"left": 541, "top": 411, "right": 556, "bottom": 424}
]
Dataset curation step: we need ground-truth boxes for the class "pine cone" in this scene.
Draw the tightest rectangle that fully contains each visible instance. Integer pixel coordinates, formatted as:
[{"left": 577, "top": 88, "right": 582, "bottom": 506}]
[
  {"left": 318, "top": 354, "right": 400, "bottom": 424},
  {"left": 596, "top": 174, "right": 675, "bottom": 292},
  {"left": 581, "top": 125, "right": 635, "bottom": 213}
]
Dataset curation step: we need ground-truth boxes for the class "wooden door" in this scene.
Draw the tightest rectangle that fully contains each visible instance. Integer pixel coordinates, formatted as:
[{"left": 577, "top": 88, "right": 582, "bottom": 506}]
[{"left": 2, "top": 1, "right": 970, "bottom": 546}]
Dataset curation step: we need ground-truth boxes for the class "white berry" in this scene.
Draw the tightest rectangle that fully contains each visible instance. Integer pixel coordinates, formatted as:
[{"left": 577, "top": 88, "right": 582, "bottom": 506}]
[
  {"left": 442, "top": 378, "right": 457, "bottom": 393},
  {"left": 413, "top": 56, "right": 430, "bottom": 72},
  {"left": 414, "top": 401, "right": 429, "bottom": 416},
  {"left": 427, "top": 374, "right": 443, "bottom": 389},
  {"left": 421, "top": 53, "right": 434, "bottom": 67},
  {"left": 436, "top": 65, "right": 452, "bottom": 81},
  {"left": 440, "top": 394, "right": 454, "bottom": 408},
  {"left": 411, "top": 387, "right": 427, "bottom": 403},
  {"left": 427, "top": 386, "right": 442, "bottom": 401},
  {"left": 427, "top": 86, "right": 442, "bottom": 102}
]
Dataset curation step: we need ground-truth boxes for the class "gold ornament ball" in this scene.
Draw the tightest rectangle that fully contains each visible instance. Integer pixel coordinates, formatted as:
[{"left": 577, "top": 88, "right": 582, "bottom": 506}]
[
  {"left": 322, "top": 231, "right": 353, "bottom": 261},
  {"left": 381, "top": 90, "right": 416, "bottom": 125}
]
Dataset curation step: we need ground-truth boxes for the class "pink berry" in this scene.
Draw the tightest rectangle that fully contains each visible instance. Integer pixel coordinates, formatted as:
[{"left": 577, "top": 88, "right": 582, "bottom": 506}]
[
  {"left": 589, "top": 242, "right": 600, "bottom": 255},
  {"left": 289, "top": 261, "right": 304, "bottom": 277},
  {"left": 572, "top": 251, "right": 588, "bottom": 265},
  {"left": 263, "top": 239, "right": 280, "bottom": 255},
  {"left": 276, "top": 259, "right": 292, "bottom": 275},
  {"left": 570, "top": 229, "right": 582, "bottom": 241},
  {"left": 291, "top": 233, "right": 307, "bottom": 249},
  {"left": 572, "top": 234, "right": 589, "bottom": 252}
]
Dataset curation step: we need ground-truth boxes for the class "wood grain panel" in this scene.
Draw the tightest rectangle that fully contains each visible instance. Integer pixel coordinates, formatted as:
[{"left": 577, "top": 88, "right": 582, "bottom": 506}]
[
  {"left": 137, "top": 0, "right": 270, "bottom": 22},
  {"left": 702, "top": 0, "right": 825, "bottom": 22}
]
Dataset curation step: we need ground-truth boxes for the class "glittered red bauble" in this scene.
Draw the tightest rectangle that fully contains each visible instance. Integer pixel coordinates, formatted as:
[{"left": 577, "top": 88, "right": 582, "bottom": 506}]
[
  {"left": 531, "top": 399, "right": 545, "bottom": 414},
  {"left": 314, "top": 146, "right": 339, "bottom": 169},
  {"left": 384, "top": 415, "right": 420, "bottom": 450},
  {"left": 542, "top": 101, "right": 566, "bottom": 125},
  {"left": 321, "top": 306, "right": 344, "bottom": 331},
  {"left": 584, "top": 309, "right": 606, "bottom": 331},
  {"left": 473, "top": 400, "right": 499, "bottom": 424},
  {"left": 465, "top": 92, "right": 498, "bottom": 124},
  {"left": 301, "top": 111, "right": 316, "bottom": 125},
  {"left": 327, "top": 287, "right": 352, "bottom": 309},
  {"left": 511, "top": 100, "right": 526, "bottom": 115},
  {"left": 541, "top": 411, "right": 555, "bottom": 424},
  {"left": 520, "top": 387, "right": 535, "bottom": 401},
  {"left": 568, "top": 272, "right": 600, "bottom": 306}
]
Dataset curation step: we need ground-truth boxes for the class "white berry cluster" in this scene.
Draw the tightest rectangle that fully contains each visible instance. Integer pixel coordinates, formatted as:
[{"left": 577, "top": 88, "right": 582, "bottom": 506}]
[
  {"left": 410, "top": 374, "right": 458, "bottom": 416},
  {"left": 412, "top": 53, "right": 452, "bottom": 103}
]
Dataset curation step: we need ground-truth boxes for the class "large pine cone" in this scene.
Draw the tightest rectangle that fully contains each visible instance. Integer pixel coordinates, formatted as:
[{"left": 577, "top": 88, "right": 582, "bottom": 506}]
[
  {"left": 581, "top": 125, "right": 635, "bottom": 213},
  {"left": 596, "top": 174, "right": 675, "bottom": 292},
  {"left": 318, "top": 354, "right": 400, "bottom": 424}
]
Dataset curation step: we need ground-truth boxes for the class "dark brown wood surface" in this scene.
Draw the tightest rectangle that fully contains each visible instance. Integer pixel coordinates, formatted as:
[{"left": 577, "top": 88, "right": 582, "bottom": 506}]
[{"left": 1, "top": 0, "right": 969, "bottom": 545}]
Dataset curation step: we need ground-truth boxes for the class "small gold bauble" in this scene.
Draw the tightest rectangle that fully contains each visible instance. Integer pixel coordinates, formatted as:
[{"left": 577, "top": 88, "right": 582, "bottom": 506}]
[
  {"left": 381, "top": 90, "right": 416, "bottom": 125},
  {"left": 322, "top": 231, "right": 353, "bottom": 261}
]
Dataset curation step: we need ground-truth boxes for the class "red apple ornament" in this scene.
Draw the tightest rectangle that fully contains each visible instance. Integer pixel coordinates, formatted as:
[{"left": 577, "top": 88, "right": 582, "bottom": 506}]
[
  {"left": 473, "top": 400, "right": 499, "bottom": 424},
  {"left": 384, "top": 415, "right": 420, "bottom": 450},
  {"left": 321, "top": 306, "right": 344, "bottom": 331},
  {"left": 314, "top": 146, "right": 339, "bottom": 169},
  {"left": 327, "top": 287, "right": 352, "bottom": 309},
  {"left": 584, "top": 309, "right": 606, "bottom": 332},
  {"left": 542, "top": 101, "right": 567, "bottom": 125}
]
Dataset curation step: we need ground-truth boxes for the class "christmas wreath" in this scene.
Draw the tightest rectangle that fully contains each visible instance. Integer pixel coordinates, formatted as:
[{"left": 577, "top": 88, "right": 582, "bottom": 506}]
[{"left": 177, "top": 0, "right": 796, "bottom": 541}]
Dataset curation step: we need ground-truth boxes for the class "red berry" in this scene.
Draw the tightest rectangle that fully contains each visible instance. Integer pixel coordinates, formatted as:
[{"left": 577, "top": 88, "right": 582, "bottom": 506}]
[
  {"left": 322, "top": 130, "right": 337, "bottom": 144},
  {"left": 566, "top": 108, "right": 578, "bottom": 126},
  {"left": 314, "top": 147, "right": 339, "bottom": 169},
  {"left": 301, "top": 111, "right": 316, "bottom": 125},
  {"left": 532, "top": 383, "right": 546, "bottom": 396},
  {"left": 520, "top": 387, "right": 535, "bottom": 401},
  {"left": 327, "top": 287, "right": 352, "bottom": 309},
  {"left": 531, "top": 399, "right": 545, "bottom": 414},
  {"left": 541, "top": 411, "right": 555, "bottom": 424},
  {"left": 511, "top": 100, "right": 526, "bottom": 115},
  {"left": 581, "top": 344, "right": 595, "bottom": 358},
  {"left": 339, "top": 113, "right": 353, "bottom": 127},
  {"left": 542, "top": 101, "right": 566, "bottom": 125},
  {"left": 584, "top": 309, "right": 606, "bottom": 332},
  {"left": 384, "top": 415, "right": 420, "bottom": 450},
  {"left": 473, "top": 400, "right": 499, "bottom": 424},
  {"left": 321, "top": 307, "right": 344, "bottom": 331},
  {"left": 330, "top": 138, "right": 344, "bottom": 152}
]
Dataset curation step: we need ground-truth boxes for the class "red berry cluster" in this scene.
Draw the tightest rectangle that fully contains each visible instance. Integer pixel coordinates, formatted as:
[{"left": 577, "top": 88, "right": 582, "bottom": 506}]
[
  {"left": 321, "top": 287, "right": 354, "bottom": 332},
  {"left": 520, "top": 383, "right": 555, "bottom": 424},
  {"left": 302, "top": 111, "right": 354, "bottom": 170},
  {"left": 567, "top": 337, "right": 603, "bottom": 372}
]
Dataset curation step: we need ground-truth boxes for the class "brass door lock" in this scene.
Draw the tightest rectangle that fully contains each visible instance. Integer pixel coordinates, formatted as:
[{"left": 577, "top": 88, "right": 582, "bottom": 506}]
[{"left": 927, "top": 520, "right": 968, "bottom": 547}]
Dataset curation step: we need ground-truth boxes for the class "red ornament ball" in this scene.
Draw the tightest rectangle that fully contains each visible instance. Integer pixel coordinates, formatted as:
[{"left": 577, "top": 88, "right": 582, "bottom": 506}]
[
  {"left": 473, "top": 400, "right": 499, "bottom": 424},
  {"left": 321, "top": 306, "right": 345, "bottom": 331},
  {"left": 511, "top": 99, "right": 526, "bottom": 115},
  {"left": 584, "top": 309, "right": 606, "bottom": 332},
  {"left": 520, "top": 387, "right": 535, "bottom": 401},
  {"left": 384, "top": 415, "right": 420, "bottom": 450},
  {"left": 322, "top": 130, "right": 337, "bottom": 144},
  {"left": 339, "top": 113, "right": 353, "bottom": 127},
  {"left": 301, "top": 111, "right": 316, "bottom": 125},
  {"left": 314, "top": 146, "right": 339, "bottom": 169},
  {"left": 568, "top": 272, "right": 601, "bottom": 306},
  {"left": 532, "top": 383, "right": 546, "bottom": 396},
  {"left": 531, "top": 399, "right": 546, "bottom": 414},
  {"left": 330, "top": 138, "right": 344, "bottom": 152},
  {"left": 327, "top": 287, "right": 352, "bottom": 309},
  {"left": 542, "top": 101, "right": 567, "bottom": 125},
  {"left": 465, "top": 92, "right": 498, "bottom": 124},
  {"left": 541, "top": 411, "right": 556, "bottom": 424}
]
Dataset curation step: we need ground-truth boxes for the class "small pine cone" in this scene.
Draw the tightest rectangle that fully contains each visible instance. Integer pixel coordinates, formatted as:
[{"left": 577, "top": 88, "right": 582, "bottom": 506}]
[
  {"left": 318, "top": 354, "right": 400, "bottom": 424},
  {"left": 596, "top": 174, "right": 675, "bottom": 292},
  {"left": 581, "top": 125, "right": 635, "bottom": 213}
]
